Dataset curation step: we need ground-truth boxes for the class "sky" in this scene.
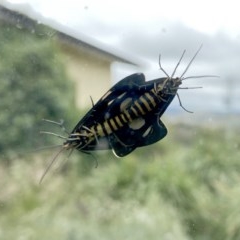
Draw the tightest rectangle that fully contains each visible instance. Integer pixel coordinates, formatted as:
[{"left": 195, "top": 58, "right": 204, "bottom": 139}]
[
  {"left": 4, "top": 0, "right": 240, "bottom": 38},
  {"left": 1, "top": 0, "right": 240, "bottom": 114}
]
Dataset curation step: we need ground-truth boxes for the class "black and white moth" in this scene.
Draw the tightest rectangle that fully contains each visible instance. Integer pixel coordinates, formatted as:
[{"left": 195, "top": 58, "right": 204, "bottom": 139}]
[
  {"left": 54, "top": 45, "right": 214, "bottom": 157},
  {"left": 42, "top": 46, "right": 216, "bottom": 161}
]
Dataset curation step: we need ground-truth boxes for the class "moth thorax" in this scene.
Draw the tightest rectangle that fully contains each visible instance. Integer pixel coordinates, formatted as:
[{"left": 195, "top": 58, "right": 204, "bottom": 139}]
[
  {"left": 171, "top": 77, "right": 182, "bottom": 87},
  {"left": 163, "top": 77, "right": 182, "bottom": 92}
]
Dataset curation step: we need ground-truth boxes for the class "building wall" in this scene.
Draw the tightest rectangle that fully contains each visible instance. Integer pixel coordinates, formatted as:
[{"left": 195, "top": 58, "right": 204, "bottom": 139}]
[{"left": 59, "top": 43, "right": 112, "bottom": 109}]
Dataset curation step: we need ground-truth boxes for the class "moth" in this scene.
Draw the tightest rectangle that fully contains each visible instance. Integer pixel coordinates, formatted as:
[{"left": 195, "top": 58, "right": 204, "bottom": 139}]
[{"left": 41, "top": 45, "right": 215, "bottom": 175}]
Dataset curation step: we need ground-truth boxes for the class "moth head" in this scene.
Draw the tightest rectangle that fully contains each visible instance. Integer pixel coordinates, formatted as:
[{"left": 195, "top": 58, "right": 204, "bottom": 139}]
[
  {"left": 64, "top": 131, "right": 89, "bottom": 150},
  {"left": 168, "top": 77, "right": 182, "bottom": 88},
  {"left": 157, "top": 77, "right": 182, "bottom": 94}
]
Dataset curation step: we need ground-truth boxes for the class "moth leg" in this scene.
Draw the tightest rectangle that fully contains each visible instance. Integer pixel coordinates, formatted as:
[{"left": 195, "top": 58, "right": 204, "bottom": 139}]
[
  {"left": 82, "top": 125, "right": 99, "bottom": 144},
  {"left": 81, "top": 151, "right": 98, "bottom": 168},
  {"left": 42, "top": 118, "right": 69, "bottom": 135},
  {"left": 89, "top": 96, "right": 95, "bottom": 107},
  {"left": 176, "top": 93, "right": 193, "bottom": 113}
]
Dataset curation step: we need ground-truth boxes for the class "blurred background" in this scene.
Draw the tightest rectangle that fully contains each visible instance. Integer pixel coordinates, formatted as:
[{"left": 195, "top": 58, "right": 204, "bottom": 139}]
[{"left": 0, "top": 1, "right": 240, "bottom": 239}]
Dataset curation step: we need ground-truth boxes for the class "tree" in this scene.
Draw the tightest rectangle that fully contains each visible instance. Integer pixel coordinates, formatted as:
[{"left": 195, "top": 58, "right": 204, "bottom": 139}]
[{"left": 0, "top": 22, "right": 76, "bottom": 156}]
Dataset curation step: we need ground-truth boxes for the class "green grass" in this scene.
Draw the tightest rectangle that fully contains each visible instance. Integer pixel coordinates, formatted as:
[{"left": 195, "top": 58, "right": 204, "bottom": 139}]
[{"left": 0, "top": 122, "right": 240, "bottom": 240}]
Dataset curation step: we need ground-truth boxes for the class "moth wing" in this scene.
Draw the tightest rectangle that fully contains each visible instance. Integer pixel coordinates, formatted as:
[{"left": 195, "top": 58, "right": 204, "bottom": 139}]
[
  {"left": 101, "top": 73, "right": 146, "bottom": 100},
  {"left": 95, "top": 73, "right": 146, "bottom": 112},
  {"left": 110, "top": 116, "right": 168, "bottom": 157},
  {"left": 109, "top": 134, "right": 137, "bottom": 157},
  {"left": 71, "top": 73, "right": 146, "bottom": 132},
  {"left": 136, "top": 117, "right": 168, "bottom": 147}
]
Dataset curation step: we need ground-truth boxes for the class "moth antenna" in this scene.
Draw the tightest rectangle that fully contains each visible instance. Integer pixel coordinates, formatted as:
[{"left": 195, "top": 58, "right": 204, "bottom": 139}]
[
  {"left": 39, "top": 146, "right": 66, "bottom": 184},
  {"left": 180, "top": 44, "right": 203, "bottom": 79},
  {"left": 55, "top": 147, "right": 74, "bottom": 172},
  {"left": 27, "top": 144, "right": 63, "bottom": 153},
  {"left": 40, "top": 131, "right": 67, "bottom": 140},
  {"left": 42, "top": 118, "right": 69, "bottom": 135},
  {"left": 171, "top": 50, "right": 186, "bottom": 78},
  {"left": 82, "top": 151, "right": 98, "bottom": 168},
  {"left": 176, "top": 93, "right": 193, "bottom": 113},
  {"left": 12, "top": 145, "right": 63, "bottom": 160}
]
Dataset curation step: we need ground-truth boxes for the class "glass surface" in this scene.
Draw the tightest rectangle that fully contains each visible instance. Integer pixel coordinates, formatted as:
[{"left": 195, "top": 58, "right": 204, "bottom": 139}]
[{"left": 0, "top": 2, "right": 240, "bottom": 240}]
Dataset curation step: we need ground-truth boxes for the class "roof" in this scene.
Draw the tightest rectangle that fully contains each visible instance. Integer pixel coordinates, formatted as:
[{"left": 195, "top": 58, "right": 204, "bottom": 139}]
[{"left": 0, "top": 4, "right": 146, "bottom": 66}]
